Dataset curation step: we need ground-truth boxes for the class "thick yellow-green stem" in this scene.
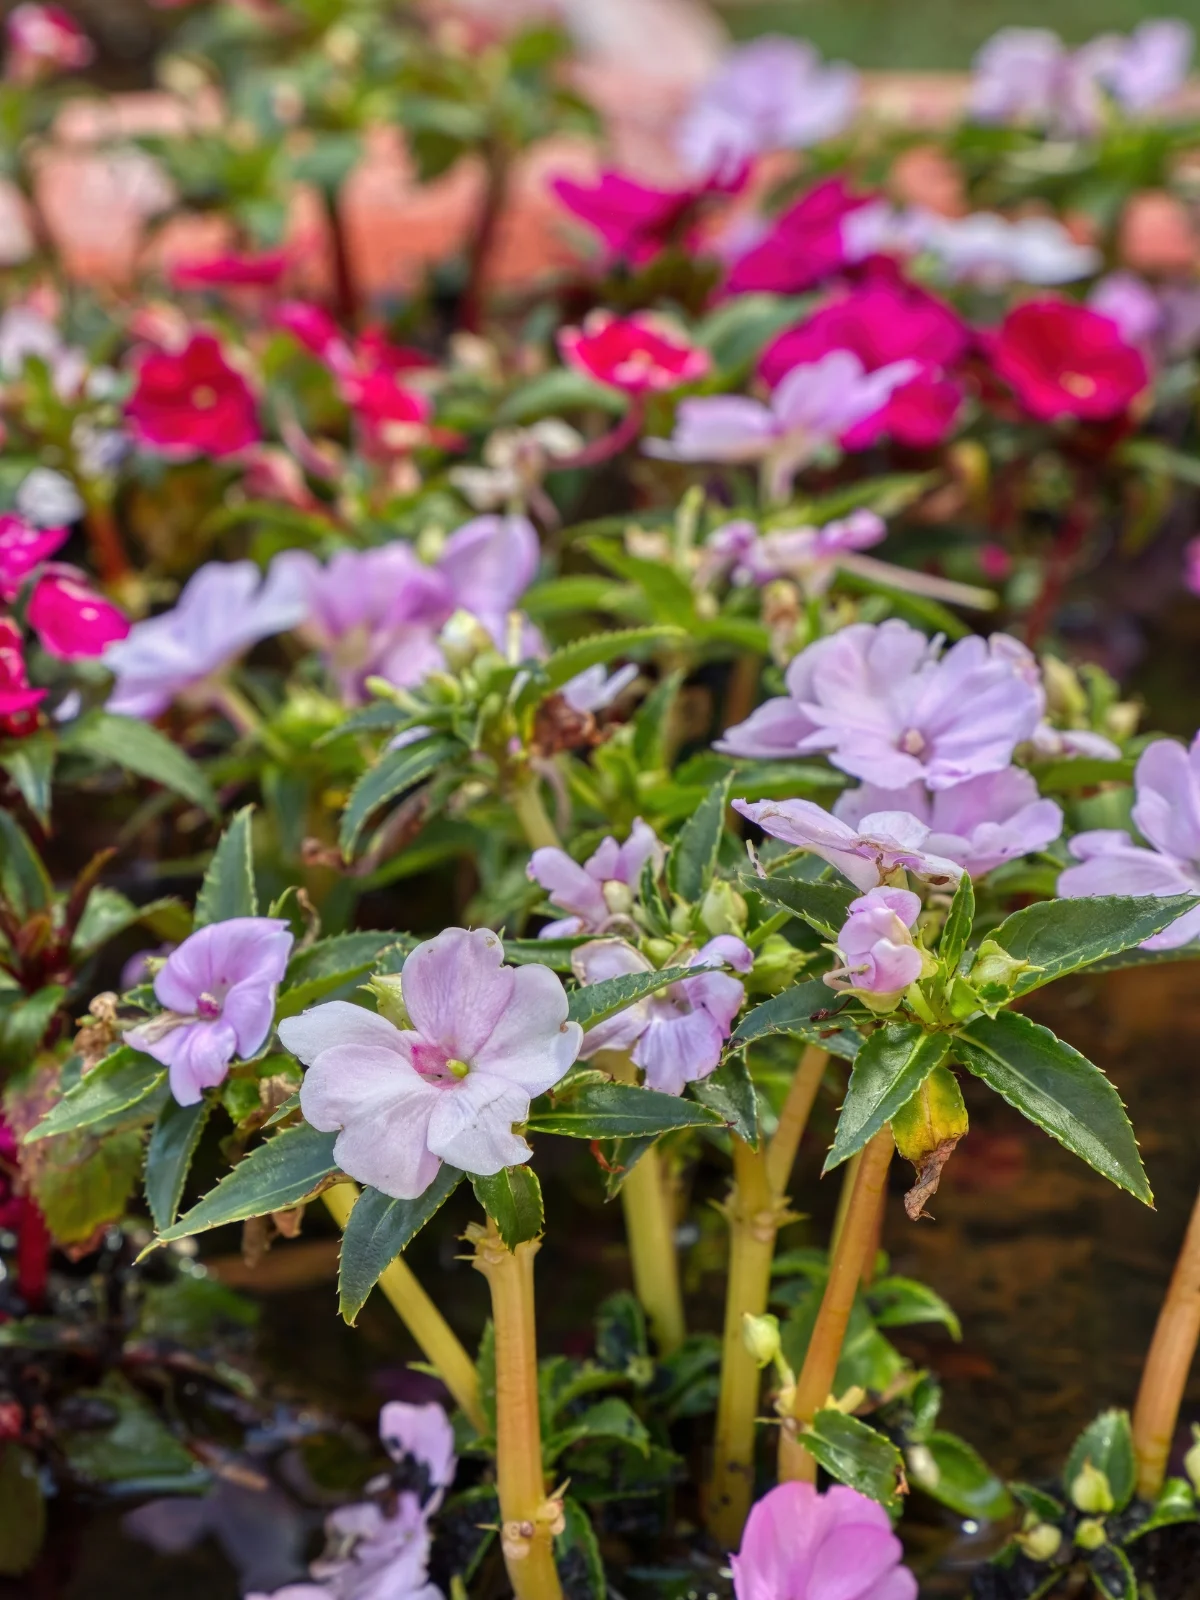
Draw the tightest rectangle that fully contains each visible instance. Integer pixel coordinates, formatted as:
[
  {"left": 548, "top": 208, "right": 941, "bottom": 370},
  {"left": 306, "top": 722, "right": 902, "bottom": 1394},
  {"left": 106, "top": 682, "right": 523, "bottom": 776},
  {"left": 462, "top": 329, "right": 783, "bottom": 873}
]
[
  {"left": 511, "top": 776, "right": 561, "bottom": 851},
  {"left": 778, "top": 1127, "right": 893, "bottom": 1483},
  {"left": 708, "top": 1046, "right": 828, "bottom": 1546},
  {"left": 323, "top": 1184, "right": 485, "bottom": 1432},
  {"left": 1132, "top": 1181, "right": 1200, "bottom": 1497},
  {"left": 469, "top": 1219, "right": 564, "bottom": 1600}
]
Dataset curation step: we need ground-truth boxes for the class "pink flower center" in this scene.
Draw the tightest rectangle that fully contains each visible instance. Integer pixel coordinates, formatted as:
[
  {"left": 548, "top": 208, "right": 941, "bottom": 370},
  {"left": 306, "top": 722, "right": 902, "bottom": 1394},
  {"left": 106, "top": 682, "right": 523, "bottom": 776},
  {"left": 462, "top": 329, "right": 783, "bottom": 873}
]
[
  {"left": 192, "top": 385, "right": 218, "bottom": 410},
  {"left": 411, "top": 1038, "right": 471, "bottom": 1087},
  {"left": 900, "top": 727, "right": 926, "bottom": 755},
  {"left": 1061, "top": 371, "right": 1096, "bottom": 398},
  {"left": 196, "top": 991, "right": 222, "bottom": 1019}
]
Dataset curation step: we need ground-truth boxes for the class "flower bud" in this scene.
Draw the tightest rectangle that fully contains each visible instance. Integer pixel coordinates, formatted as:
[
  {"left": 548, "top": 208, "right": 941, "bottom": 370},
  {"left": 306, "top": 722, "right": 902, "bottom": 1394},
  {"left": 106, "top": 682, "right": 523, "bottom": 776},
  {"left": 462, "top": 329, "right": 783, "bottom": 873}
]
[
  {"left": 642, "top": 938, "right": 676, "bottom": 968},
  {"left": 742, "top": 1313, "right": 781, "bottom": 1369},
  {"left": 439, "top": 610, "right": 494, "bottom": 672},
  {"left": 1073, "top": 1517, "right": 1107, "bottom": 1551},
  {"left": 1069, "top": 1460, "right": 1114, "bottom": 1515},
  {"left": 602, "top": 880, "right": 634, "bottom": 917},
  {"left": 1016, "top": 1521, "right": 1062, "bottom": 1562},
  {"left": 968, "top": 938, "right": 1039, "bottom": 999},
  {"left": 747, "top": 933, "right": 807, "bottom": 996},
  {"left": 366, "top": 974, "right": 410, "bottom": 1030},
  {"left": 892, "top": 1066, "right": 969, "bottom": 1167},
  {"left": 1042, "top": 654, "right": 1089, "bottom": 722},
  {"left": 700, "top": 880, "right": 747, "bottom": 938}
]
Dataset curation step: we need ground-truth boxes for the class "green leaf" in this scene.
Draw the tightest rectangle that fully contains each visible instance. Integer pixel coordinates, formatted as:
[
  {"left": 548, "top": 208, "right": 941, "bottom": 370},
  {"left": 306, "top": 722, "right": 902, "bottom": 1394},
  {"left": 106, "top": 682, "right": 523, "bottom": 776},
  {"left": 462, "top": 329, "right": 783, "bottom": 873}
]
[
  {"left": 867, "top": 1276, "right": 961, "bottom": 1340},
  {"left": 195, "top": 805, "right": 257, "bottom": 926},
  {"left": 745, "top": 874, "right": 856, "bottom": 940},
  {"left": 339, "top": 735, "right": 461, "bottom": 857},
  {"left": 0, "top": 984, "right": 65, "bottom": 1072},
  {"left": 954, "top": 1011, "right": 1151, "bottom": 1203},
  {"left": 696, "top": 292, "right": 811, "bottom": 369},
  {"left": 472, "top": 1166, "right": 544, "bottom": 1250},
  {"left": 666, "top": 773, "right": 731, "bottom": 904},
  {"left": 538, "top": 626, "right": 686, "bottom": 694},
  {"left": 732, "top": 980, "right": 862, "bottom": 1061},
  {"left": 0, "top": 733, "right": 55, "bottom": 828},
  {"left": 527, "top": 1081, "right": 724, "bottom": 1139},
  {"left": 1065, "top": 1408, "right": 1136, "bottom": 1513},
  {"left": 144, "top": 1098, "right": 212, "bottom": 1232},
  {"left": 824, "top": 1025, "right": 952, "bottom": 1174},
  {"left": 25, "top": 1047, "right": 164, "bottom": 1142},
  {"left": 690, "top": 1051, "right": 758, "bottom": 1145},
  {"left": 64, "top": 711, "right": 217, "bottom": 815},
  {"left": 157, "top": 1123, "right": 339, "bottom": 1242},
  {"left": 277, "top": 932, "right": 404, "bottom": 1018},
  {"left": 802, "top": 1409, "right": 906, "bottom": 1514},
  {"left": 594, "top": 1291, "right": 649, "bottom": 1372},
  {"left": 544, "top": 1396, "right": 651, "bottom": 1464},
  {"left": 1028, "top": 756, "right": 1135, "bottom": 794},
  {"left": 31, "top": 1127, "right": 143, "bottom": 1245},
  {"left": 72, "top": 888, "right": 191, "bottom": 958},
  {"left": 584, "top": 538, "right": 699, "bottom": 627},
  {"left": 0, "top": 808, "right": 51, "bottom": 913},
  {"left": 0, "top": 1443, "right": 45, "bottom": 1576},
  {"left": 495, "top": 367, "right": 628, "bottom": 425},
  {"left": 555, "top": 1498, "right": 605, "bottom": 1600},
  {"left": 1088, "top": 1545, "right": 1137, "bottom": 1600},
  {"left": 567, "top": 965, "right": 691, "bottom": 1029},
  {"left": 58, "top": 1373, "right": 208, "bottom": 1494},
  {"left": 940, "top": 872, "right": 975, "bottom": 972},
  {"left": 987, "top": 894, "right": 1200, "bottom": 997},
  {"left": 501, "top": 938, "right": 587, "bottom": 971},
  {"left": 338, "top": 1166, "right": 464, "bottom": 1324},
  {"left": 906, "top": 1430, "right": 1013, "bottom": 1521}
]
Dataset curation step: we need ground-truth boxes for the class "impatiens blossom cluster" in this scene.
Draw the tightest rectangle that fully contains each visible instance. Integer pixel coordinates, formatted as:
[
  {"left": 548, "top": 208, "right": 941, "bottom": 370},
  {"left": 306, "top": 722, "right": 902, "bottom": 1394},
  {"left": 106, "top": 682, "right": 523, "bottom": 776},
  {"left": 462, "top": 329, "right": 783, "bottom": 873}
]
[
  {"left": 126, "top": 331, "right": 260, "bottom": 459},
  {"left": 1059, "top": 734, "right": 1200, "bottom": 949},
  {"left": 281, "top": 929, "right": 582, "bottom": 1199},
  {"left": 559, "top": 312, "right": 709, "bottom": 395},
  {"left": 529, "top": 819, "right": 663, "bottom": 937},
  {"left": 575, "top": 936, "right": 751, "bottom": 1095},
  {"left": 732, "top": 1481, "right": 916, "bottom": 1600},
  {"left": 125, "top": 918, "right": 294, "bottom": 1106}
]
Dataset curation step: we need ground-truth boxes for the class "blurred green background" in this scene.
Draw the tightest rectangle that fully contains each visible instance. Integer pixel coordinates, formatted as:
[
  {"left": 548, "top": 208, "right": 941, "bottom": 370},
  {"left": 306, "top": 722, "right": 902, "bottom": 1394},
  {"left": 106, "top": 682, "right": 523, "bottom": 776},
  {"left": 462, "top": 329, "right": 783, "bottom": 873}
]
[{"left": 717, "top": 0, "right": 1200, "bottom": 68}]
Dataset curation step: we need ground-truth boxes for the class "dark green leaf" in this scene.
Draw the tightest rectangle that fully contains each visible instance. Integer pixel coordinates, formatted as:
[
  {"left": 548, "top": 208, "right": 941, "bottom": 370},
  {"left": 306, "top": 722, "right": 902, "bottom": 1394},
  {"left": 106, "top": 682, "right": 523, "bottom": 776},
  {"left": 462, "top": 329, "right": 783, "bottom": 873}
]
[
  {"left": 25, "top": 1047, "right": 163, "bottom": 1142},
  {"left": 71, "top": 889, "right": 191, "bottom": 958},
  {"left": 527, "top": 1081, "right": 724, "bottom": 1139},
  {"left": 690, "top": 1051, "right": 758, "bottom": 1145},
  {"left": 1065, "top": 1409, "right": 1136, "bottom": 1513},
  {"left": 338, "top": 1166, "right": 464, "bottom": 1324},
  {"left": 584, "top": 539, "right": 698, "bottom": 628},
  {"left": 195, "top": 805, "right": 257, "bottom": 926},
  {"left": 144, "top": 1098, "right": 212, "bottom": 1232},
  {"left": 538, "top": 626, "right": 686, "bottom": 694},
  {"left": 64, "top": 711, "right": 217, "bottom": 815},
  {"left": 1088, "top": 1545, "right": 1136, "bottom": 1600},
  {"left": 58, "top": 1373, "right": 208, "bottom": 1494},
  {"left": 157, "top": 1123, "right": 339, "bottom": 1242},
  {"left": 0, "top": 1443, "right": 45, "bottom": 1575},
  {"left": 567, "top": 966, "right": 691, "bottom": 1029},
  {"left": 802, "top": 1409, "right": 905, "bottom": 1514},
  {"left": 0, "top": 985, "right": 65, "bottom": 1071},
  {"left": 544, "top": 1396, "right": 650, "bottom": 1463},
  {"left": 941, "top": 873, "right": 974, "bottom": 972},
  {"left": 0, "top": 808, "right": 51, "bottom": 913},
  {"left": 339, "top": 736, "right": 461, "bottom": 857},
  {"left": 954, "top": 1011, "right": 1151, "bottom": 1203},
  {"left": 0, "top": 733, "right": 55, "bottom": 828},
  {"left": 594, "top": 1291, "right": 649, "bottom": 1372},
  {"left": 555, "top": 1498, "right": 605, "bottom": 1600},
  {"left": 472, "top": 1166, "right": 544, "bottom": 1251},
  {"left": 501, "top": 938, "right": 587, "bottom": 971},
  {"left": 906, "top": 1431, "right": 1013, "bottom": 1521},
  {"left": 277, "top": 932, "right": 403, "bottom": 1018},
  {"left": 987, "top": 894, "right": 1200, "bottom": 997},
  {"left": 667, "top": 774, "right": 731, "bottom": 904},
  {"left": 867, "top": 1276, "right": 961, "bottom": 1340},
  {"left": 824, "top": 1025, "right": 951, "bottom": 1174},
  {"left": 745, "top": 874, "right": 856, "bottom": 940},
  {"left": 732, "top": 980, "right": 862, "bottom": 1061}
]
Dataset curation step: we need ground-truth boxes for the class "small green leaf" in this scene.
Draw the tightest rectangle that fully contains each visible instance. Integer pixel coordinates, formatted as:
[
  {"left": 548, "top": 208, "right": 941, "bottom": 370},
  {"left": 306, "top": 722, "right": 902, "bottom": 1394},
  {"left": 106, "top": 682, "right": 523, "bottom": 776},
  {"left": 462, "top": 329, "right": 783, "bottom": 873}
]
[
  {"left": 276, "top": 932, "right": 405, "bottom": 1018},
  {"left": 594, "top": 1291, "right": 649, "bottom": 1372},
  {"left": 988, "top": 894, "right": 1200, "bottom": 997},
  {"left": 71, "top": 889, "right": 191, "bottom": 959},
  {"left": 745, "top": 874, "right": 856, "bottom": 940},
  {"left": 567, "top": 966, "right": 691, "bottom": 1029},
  {"left": 58, "top": 1373, "right": 208, "bottom": 1494},
  {"left": 732, "top": 980, "right": 862, "bottom": 1060},
  {"left": 157, "top": 1123, "right": 339, "bottom": 1242},
  {"left": 544, "top": 1396, "right": 650, "bottom": 1464},
  {"left": 1065, "top": 1409, "right": 1136, "bottom": 1513},
  {"left": 0, "top": 985, "right": 65, "bottom": 1072},
  {"left": 144, "top": 1097, "right": 212, "bottom": 1232},
  {"left": 25, "top": 1047, "right": 164, "bottom": 1142},
  {"left": 527, "top": 1081, "right": 724, "bottom": 1139},
  {"left": 1088, "top": 1545, "right": 1137, "bottom": 1600},
  {"left": 195, "top": 805, "right": 257, "bottom": 926},
  {"left": 0, "top": 1442, "right": 46, "bottom": 1575},
  {"left": 0, "top": 734, "right": 55, "bottom": 828},
  {"left": 64, "top": 711, "right": 217, "bottom": 815},
  {"left": 537, "top": 626, "right": 686, "bottom": 695},
  {"left": 555, "top": 1498, "right": 606, "bottom": 1600},
  {"left": 954, "top": 1011, "right": 1151, "bottom": 1203},
  {"left": 666, "top": 773, "right": 732, "bottom": 904},
  {"left": 339, "top": 735, "right": 461, "bottom": 857},
  {"left": 824, "top": 1025, "right": 952, "bottom": 1174},
  {"left": 0, "top": 808, "right": 51, "bottom": 913},
  {"left": 338, "top": 1166, "right": 464, "bottom": 1324},
  {"left": 690, "top": 1051, "right": 758, "bottom": 1145},
  {"left": 584, "top": 538, "right": 698, "bottom": 628},
  {"left": 940, "top": 872, "right": 975, "bottom": 972},
  {"left": 501, "top": 938, "right": 587, "bottom": 971},
  {"left": 802, "top": 1409, "right": 906, "bottom": 1514},
  {"left": 495, "top": 367, "right": 628, "bottom": 425},
  {"left": 472, "top": 1166, "right": 544, "bottom": 1250},
  {"left": 907, "top": 1430, "right": 1013, "bottom": 1521},
  {"left": 867, "top": 1276, "right": 961, "bottom": 1340}
]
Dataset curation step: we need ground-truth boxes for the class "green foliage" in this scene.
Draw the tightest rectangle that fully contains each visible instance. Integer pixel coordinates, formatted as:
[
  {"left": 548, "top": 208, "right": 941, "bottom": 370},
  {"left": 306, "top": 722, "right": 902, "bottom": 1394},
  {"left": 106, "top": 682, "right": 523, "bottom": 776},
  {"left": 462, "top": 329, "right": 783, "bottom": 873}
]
[
  {"left": 526, "top": 1079, "right": 725, "bottom": 1139},
  {"left": 690, "top": 1051, "right": 758, "bottom": 1145},
  {"left": 26, "top": 1048, "right": 164, "bottom": 1142},
  {"left": 666, "top": 773, "right": 732, "bottom": 904},
  {"left": 907, "top": 1430, "right": 1014, "bottom": 1521},
  {"left": 30, "top": 1127, "right": 145, "bottom": 1246},
  {"left": 802, "top": 1409, "right": 906, "bottom": 1514},
  {"left": 339, "top": 735, "right": 462, "bottom": 856},
  {"left": 1065, "top": 1409, "right": 1137, "bottom": 1514},
  {"left": 733, "top": 980, "right": 862, "bottom": 1060},
  {"left": 566, "top": 966, "right": 692, "bottom": 1029},
  {"left": 144, "top": 1098, "right": 212, "bottom": 1232},
  {"left": 986, "top": 894, "right": 1200, "bottom": 997},
  {"left": 0, "top": 1443, "right": 46, "bottom": 1577},
  {"left": 157, "top": 1123, "right": 339, "bottom": 1242},
  {"left": 58, "top": 1373, "right": 208, "bottom": 1494},
  {"left": 338, "top": 1166, "right": 464, "bottom": 1324},
  {"left": 472, "top": 1165, "right": 544, "bottom": 1250},
  {"left": 62, "top": 711, "right": 217, "bottom": 815},
  {"left": 824, "top": 1025, "right": 952, "bottom": 1173},
  {"left": 195, "top": 806, "right": 258, "bottom": 926}
]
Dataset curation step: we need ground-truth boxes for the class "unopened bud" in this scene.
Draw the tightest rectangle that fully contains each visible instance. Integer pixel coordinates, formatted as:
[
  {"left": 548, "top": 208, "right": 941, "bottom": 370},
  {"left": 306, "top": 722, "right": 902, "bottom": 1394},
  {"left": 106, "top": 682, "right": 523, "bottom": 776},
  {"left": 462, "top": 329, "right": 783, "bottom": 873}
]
[
  {"left": 1106, "top": 700, "right": 1140, "bottom": 741},
  {"left": 1074, "top": 1517, "right": 1107, "bottom": 1551},
  {"left": 1016, "top": 1521, "right": 1062, "bottom": 1562},
  {"left": 700, "top": 880, "right": 747, "bottom": 938},
  {"left": 742, "top": 1313, "right": 781, "bottom": 1368},
  {"left": 602, "top": 880, "right": 634, "bottom": 917},
  {"left": 366, "top": 974, "right": 409, "bottom": 1029},
  {"left": 969, "top": 938, "right": 1038, "bottom": 997},
  {"left": 1069, "top": 1460, "right": 1114, "bottom": 1515},
  {"left": 1042, "top": 654, "right": 1089, "bottom": 721},
  {"left": 323, "top": 23, "right": 362, "bottom": 65},
  {"left": 643, "top": 938, "right": 675, "bottom": 967},
  {"left": 892, "top": 1066, "right": 969, "bottom": 1167},
  {"left": 439, "top": 610, "right": 493, "bottom": 671},
  {"left": 747, "top": 934, "right": 806, "bottom": 997}
]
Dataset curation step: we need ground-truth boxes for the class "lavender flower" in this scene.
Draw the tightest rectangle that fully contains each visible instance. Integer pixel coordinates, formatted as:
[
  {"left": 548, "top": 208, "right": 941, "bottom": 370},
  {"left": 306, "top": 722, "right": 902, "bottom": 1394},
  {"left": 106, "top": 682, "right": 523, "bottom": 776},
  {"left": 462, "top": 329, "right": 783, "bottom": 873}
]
[
  {"left": 718, "top": 620, "right": 1043, "bottom": 790},
  {"left": 1089, "top": 273, "right": 1163, "bottom": 347},
  {"left": 677, "top": 36, "right": 858, "bottom": 180},
  {"left": 969, "top": 27, "right": 1067, "bottom": 125},
  {"left": 574, "top": 936, "right": 751, "bottom": 1095},
  {"left": 124, "top": 918, "right": 294, "bottom": 1106},
  {"left": 706, "top": 511, "right": 885, "bottom": 594},
  {"left": 644, "top": 353, "right": 918, "bottom": 502},
  {"left": 733, "top": 797, "right": 962, "bottom": 891},
  {"left": 279, "top": 929, "right": 582, "bottom": 1198},
  {"left": 102, "top": 559, "right": 309, "bottom": 719},
  {"left": 310, "top": 1494, "right": 441, "bottom": 1600},
  {"left": 834, "top": 768, "right": 1064, "bottom": 878},
  {"left": 379, "top": 1402, "right": 456, "bottom": 1504},
  {"left": 529, "top": 820, "right": 663, "bottom": 938},
  {"left": 1058, "top": 734, "right": 1200, "bottom": 948},
  {"left": 560, "top": 663, "right": 640, "bottom": 715},
  {"left": 826, "top": 887, "right": 927, "bottom": 1001}
]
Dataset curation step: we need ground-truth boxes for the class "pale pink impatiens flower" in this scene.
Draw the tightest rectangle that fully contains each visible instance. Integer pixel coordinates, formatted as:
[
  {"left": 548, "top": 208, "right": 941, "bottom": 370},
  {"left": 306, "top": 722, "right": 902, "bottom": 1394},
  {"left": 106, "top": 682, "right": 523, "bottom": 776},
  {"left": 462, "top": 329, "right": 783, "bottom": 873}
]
[
  {"left": 733, "top": 798, "right": 963, "bottom": 892},
  {"left": 279, "top": 929, "right": 582, "bottom": 1199},
  {"left": 124, "top": 918, "right": 294, "bottom": 1106},
  {"left": 732, "top": 1480, "right": 916, "bottom": 1600},
  {"left": 826, "top": 887, "right": 927, "bottom": 1002},
  {"left": 574, "top": 936, "right": 751, "bottom": 1095},
  {"left": 528, "top": 819, "right": 664, "bottom": 938}
]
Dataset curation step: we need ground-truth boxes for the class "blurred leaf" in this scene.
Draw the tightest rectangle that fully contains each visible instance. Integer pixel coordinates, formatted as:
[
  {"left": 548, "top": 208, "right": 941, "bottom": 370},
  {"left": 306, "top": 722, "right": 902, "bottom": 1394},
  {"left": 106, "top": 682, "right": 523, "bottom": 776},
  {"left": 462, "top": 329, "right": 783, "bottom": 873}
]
[
  {"left": 867, "top": 1276, "right": 961, "bottom": 1340},
  {"left": 59, "top": 1374, "right": 208, "bottom": 1494},
  {"left": 0, "top": 734, "right": 55, "bottom": 828},
  {"left": 555, "top": 1498, "right": 606, "bottom": 1600},
  {"left": 32, "top": 1127, "right": 143, "bottom": 1246},
  {"left": 64, "top": 712, "right": 217, "bottom": 815},
  {"left": 666, "top": 773, "right": 731, "bottom": 904},
  {"left": 339, "top": 736, "right": 461, "bottom": 857},
  {"left": 195, "top": 805, "right": 257, "bottom": 926},
  {"left": 907, "top": 1430, "right": 1013, "bottom": 1521},
  {"left": 495, "top": 368, "right": 627, "bottom": 425},
  {"left": 0, "top": 985, "right": 65, "bottom": 1073},
  {"left": 0, "top": 808, "right": 51, "bottom": 914},
  {"left": 0, "top": 1443, "right": 45, "bottom": 1576}
]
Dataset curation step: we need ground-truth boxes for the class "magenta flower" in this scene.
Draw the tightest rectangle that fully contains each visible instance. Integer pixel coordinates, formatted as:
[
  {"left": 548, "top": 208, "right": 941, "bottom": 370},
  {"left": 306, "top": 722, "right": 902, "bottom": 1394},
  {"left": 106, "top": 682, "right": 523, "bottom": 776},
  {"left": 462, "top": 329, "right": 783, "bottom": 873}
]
[
  {"left": 0, "top": 617, "right": 44, "bottom": 736},
  {"left": 102, "top": 558, "right": 309, "bottom": 718},
  {"left": 733, "top": 797, "right": 962, "bottom": 892},
  {"left": 678, "top": 37, "right": 858, "bottom": 181},
  {"left": 551, "top": 169, "right": 722, "bottom": 266},
  {"left": 280, "top": 929, "right": 582, "bottom": 1199},
  {"left": 528, "top": 819, "right": 664, "bottom": 938},
  {"left": 124, "top": 918, "right": 294, "bottom": 1106},
  {"left": 732, "top": 1481, "right": 916, "bottom": 1600},
  {"left": 575, "top": 936, "right": 751, "bottom": 1095},
  {"left": 644, "top": 352, "right": 918, "bottom": 502},
  {"left": 835, "top": 768, "right": 1063, "bottom": 879},
  {"left": 27, "top": 568, "right": 130, "bottom": 660},
  {"left": 1059, "top": 734, "right": 1200, "bottom": 949},
  {"left": 380, "top": 1401, "right": 456, "bottom": 1502},
  {"left": 559, "top": 311, "right": 709, "bottom": 395},
  {"left": 275, "top": 515, "right": 538, "bottom": 702},
  {"left": 826, "top": 887, "right": 926, "bottom": 1000},
  {"left": 126, "top": 332, "right": 261, "bottom": 460},
  {"left": 717, "top": 621, "right": 1043, "bottom": 791},
  {"left": 0, "top": 514, "right": 68, "bottom": 601},
  {"left": 722, "top": 178, "right": 870, "bottom": 297},
  {"left": 5, "top": 4, "right": 93, "bottom": 83}
]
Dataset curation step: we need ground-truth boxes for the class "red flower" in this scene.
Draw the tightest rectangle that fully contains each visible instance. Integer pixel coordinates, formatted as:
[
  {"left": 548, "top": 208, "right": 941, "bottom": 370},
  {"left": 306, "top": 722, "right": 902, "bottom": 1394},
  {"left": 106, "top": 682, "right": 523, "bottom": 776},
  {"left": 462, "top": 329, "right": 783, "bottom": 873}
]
[
  {"left": 0, "top": 514, "right": 68, "bottom": 601},
  {"left": 343, "top": 370, "right": 433, "bottom": 454},
  {"left": 552, "top": 167, "right": 741, "bottom": 266},
  {"left": 0, "top": 617, "right": 44, "bottom": 737},
  {"left": 275, "top": 299, "right": 345, "bottom": 362},
  {"left": 169, "top": 250, "right": 290, "bottom": 291},
  {"left": 990, "top": 298, "right": 1150, "bottom": 422},
  {"left": 558, "top": 311, "right": 710, "bottom": 395},
  {"left": 126, "top": 331, "right": 261, "bottom": 459},
  {"left": 4, "top": 4, "right": 92, "bottom": 84},
  {"left": 723, "top": 178, "right": 872, "bottom": 296},
  {"left": 27, "top": 567, "right": 130, "bottom": 660},
  {"left": 759, "top": 272, "right": 968, "bottom": 449}
]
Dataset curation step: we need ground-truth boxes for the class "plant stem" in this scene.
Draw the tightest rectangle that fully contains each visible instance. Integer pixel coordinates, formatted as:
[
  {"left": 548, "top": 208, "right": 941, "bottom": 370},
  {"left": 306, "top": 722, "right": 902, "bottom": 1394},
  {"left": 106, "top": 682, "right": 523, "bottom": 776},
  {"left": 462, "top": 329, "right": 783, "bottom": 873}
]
[
  {"left": 16, "top": 1200, "right": 49, "bottom": 1311},
  {"left": 1132, "top": 1180, "right": 1200, "bottom": 1498},
  {"left": 555, "top": 397, "right": 646, "bottom": 470},
  {"left": 722, "top": 653, "right": 760, "bottom": 737},
  {"left": 470, "top": 1218, "right": 564, "bottom": 1600},
  {"left": 778, "top": 1126, "right": 893, "bottom": 1483},
  {"left": 323, "top": 184, "right": 359, "bottom": 327},
  {"left": 708, "top": 1046, "right": 827, "bottom": 1547},
  {"left": 83, "top": 494, "right": 130, "bottom": 586},
  {"left": 322, "top": 1183, "right": 485, "bottom": 1432},
  {"left": 460, "top": 139, "right": 510, "bottom": 336},
  {"left": 511, "top": 776, "right": 561, "bottom": 851}
]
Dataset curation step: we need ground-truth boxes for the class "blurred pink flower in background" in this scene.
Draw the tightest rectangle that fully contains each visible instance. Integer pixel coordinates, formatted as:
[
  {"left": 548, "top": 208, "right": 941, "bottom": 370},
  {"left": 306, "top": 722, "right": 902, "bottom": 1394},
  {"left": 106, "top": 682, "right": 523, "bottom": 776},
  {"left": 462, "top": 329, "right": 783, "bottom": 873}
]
[
  {"left": 126, "top": 331, "right": 261, "bottom": 458},
  {"left": 559, "top": 311, "right": 709, "bottom": 394},
  {"left": 990, "top": 298, "right": 1149, "bottom": 422},
  {"left": 722, "top": 178, "right": 871, "bottom": 296},
  {"left": 27, "top": 568, "right": 130, "bottom": 659},
  {"left": 5, "top": 4, "right": 93, "bottom": 84}
]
